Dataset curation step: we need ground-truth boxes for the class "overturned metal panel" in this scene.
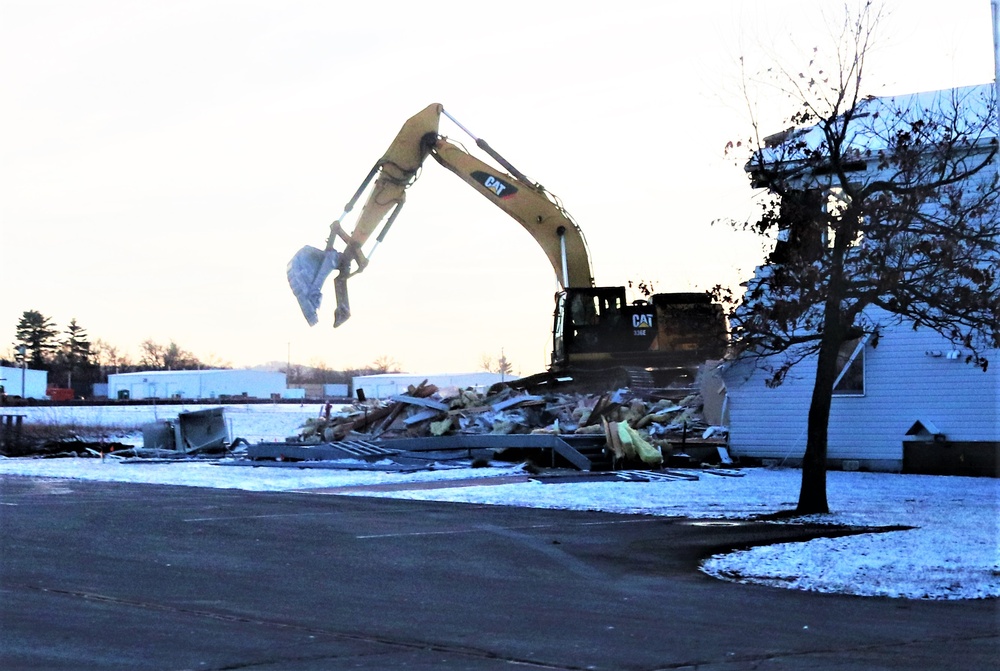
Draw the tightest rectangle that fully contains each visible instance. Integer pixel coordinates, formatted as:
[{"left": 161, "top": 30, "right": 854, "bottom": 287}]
[
  {"left": 248, "top": 440, "right": 399, "bottom": 462},
  {"left": 384, "top": 434, "right": 606, "bottom": 470},
  {"left": 141, "top": 420, "right": 177, "bottom": 452},
  {"left": 177, "top": 408, "right": 228, "bottom": 451},
  {"left": 247, "top": 434, "right": 610, "bottom": 471},
  {"left": 141, "top": 408, "right": 229, "bottom": 453}
]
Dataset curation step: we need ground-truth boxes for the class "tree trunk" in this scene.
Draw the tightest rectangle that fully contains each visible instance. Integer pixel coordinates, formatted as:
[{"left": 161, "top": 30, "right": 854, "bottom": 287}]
[{"left": 797, "top": 321, "right": 844, "bottom": 515}]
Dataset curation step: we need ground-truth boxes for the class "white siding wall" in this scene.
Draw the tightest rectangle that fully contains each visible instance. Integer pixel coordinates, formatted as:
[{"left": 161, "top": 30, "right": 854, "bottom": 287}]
[
  {"left": 724, "top": 316, "right": 999, "bottom": 469},
  {"left": 724, "top": 355, "right": 814, "bottom": 463},
  {"left": 107, "top": 370, "right": 286, "bottom": 400},
  {"left": 844, "top": 324, "right": 998, "bottom": 447}
]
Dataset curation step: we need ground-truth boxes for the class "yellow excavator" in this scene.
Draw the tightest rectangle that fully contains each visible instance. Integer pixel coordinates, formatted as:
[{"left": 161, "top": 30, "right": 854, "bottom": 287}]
[{"left": 288, "top": 104, "right": 726, "bottom": 391}]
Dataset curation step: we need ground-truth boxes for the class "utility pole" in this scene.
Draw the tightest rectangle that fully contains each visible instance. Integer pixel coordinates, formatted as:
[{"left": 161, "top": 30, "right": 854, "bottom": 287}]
[
  {"left": 16, "top": 345, "right": 27, "bottom": 398},
  {"left": 992, "top": 0, "right": 1000, "bottom": 177}
]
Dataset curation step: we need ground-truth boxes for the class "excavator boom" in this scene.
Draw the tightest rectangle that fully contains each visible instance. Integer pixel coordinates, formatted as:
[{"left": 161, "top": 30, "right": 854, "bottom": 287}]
[
  {"left": 287, "top": 103, "right": 593, "bottom": 328},
  {"left": 428, "top": 138, "right": 593, "bottom": 290}
]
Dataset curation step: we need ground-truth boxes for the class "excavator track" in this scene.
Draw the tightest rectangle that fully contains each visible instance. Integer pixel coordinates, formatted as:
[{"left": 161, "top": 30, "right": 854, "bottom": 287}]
[
  {"left": 496, "top": 365, "right": 697, "bottom": 399},
  {"left": 621, "top": 367, "right": 656, "bottom": 397}
]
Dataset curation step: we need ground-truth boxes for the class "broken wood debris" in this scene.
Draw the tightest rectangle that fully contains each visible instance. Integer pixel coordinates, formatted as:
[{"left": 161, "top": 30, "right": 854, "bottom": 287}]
[{"left": 291, "top": 381, "right": 728, "bottom": 470}]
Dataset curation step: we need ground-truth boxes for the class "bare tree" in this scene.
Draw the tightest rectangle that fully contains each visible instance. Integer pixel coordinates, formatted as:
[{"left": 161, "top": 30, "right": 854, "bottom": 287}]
[
  {"left": 285, "top": 364, "right": 306, "bottom": 385},
  {"left": 369, "top": 355, "right": 401, "bottom": 374},
  {"left": 92, "top": 339, "right": 131, "bottom": 375},
  {"left": 138, "top": 339, "right": 204, "bottom": 371},
  {"left": 198, "top": 352, "right": 232, "bottom": 370},
  {"left": 138, "top": 339, "right": 166, "bottom": 370},
  {"left": 721, "top": 1, "right": 1000, "bottom": 513}
]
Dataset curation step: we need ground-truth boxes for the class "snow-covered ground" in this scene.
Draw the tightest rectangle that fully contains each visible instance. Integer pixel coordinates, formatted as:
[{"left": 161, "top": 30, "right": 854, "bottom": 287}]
[
  {"left": 6, "top": 402, "right": 326, "bottom": 445},
  {"left": 1, "top": 403, "right": 997, "bottom": 601}
]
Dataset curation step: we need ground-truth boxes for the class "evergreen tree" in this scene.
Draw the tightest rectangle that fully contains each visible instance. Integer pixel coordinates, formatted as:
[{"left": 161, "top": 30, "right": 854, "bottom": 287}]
[
  {"left": 56, "top": 318, "right": 95, "bottom": 393},
  {"left": 481, "top": 350, "right": 516, "bottom": 379},
  {"left": 14, "top": 310, "right": 58, "bottom": 368}
]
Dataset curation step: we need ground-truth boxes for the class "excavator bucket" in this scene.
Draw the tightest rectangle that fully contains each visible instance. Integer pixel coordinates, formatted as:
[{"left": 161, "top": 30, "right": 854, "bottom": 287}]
[{"left": 286, "top": 245, "right": 341, "bottom": 326}]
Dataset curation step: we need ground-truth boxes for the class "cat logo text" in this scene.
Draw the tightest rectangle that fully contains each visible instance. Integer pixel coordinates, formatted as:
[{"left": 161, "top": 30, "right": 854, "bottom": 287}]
[{"left": 471, "top": 171, "right": 518, "bottom": 199}]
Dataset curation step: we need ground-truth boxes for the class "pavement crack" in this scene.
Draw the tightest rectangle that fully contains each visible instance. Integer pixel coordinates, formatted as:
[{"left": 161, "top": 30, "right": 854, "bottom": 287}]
[
  {"left": 20, "top": 584, "right": 591, "bottom": 671},
  {"left": 651, "top": 632, "right": 1000, "bottom": 670}
]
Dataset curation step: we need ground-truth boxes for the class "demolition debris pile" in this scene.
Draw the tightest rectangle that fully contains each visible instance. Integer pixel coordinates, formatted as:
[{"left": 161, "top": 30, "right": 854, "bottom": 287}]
[{"left": 292, "top": 382, "right": 726, "bottom": 468}]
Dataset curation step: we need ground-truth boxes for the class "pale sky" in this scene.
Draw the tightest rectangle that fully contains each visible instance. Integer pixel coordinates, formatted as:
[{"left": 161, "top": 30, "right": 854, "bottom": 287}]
[{"left": 2, "top": 0, "right": 995, "bottom": 375}]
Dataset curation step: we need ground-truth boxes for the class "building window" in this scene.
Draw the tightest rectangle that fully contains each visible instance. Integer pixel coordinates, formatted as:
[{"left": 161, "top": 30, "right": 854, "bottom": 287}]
[{"left": 833, "top": 337, "right": 865, "bottom": 396}]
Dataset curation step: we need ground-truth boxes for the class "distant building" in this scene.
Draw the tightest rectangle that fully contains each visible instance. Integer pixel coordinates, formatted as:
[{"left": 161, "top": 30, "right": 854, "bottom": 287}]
[
  {"left": 0, "top": 366, "right": 48, "bottom": 400},
  {"left": 351, "top": 372, "right": 510, "bottom": 400},
  {"left": 107, "top": 369, "right": 288, "bottom": 400},
  {"left": 287, "top": 383, "right": 350, "bottom": 399}
]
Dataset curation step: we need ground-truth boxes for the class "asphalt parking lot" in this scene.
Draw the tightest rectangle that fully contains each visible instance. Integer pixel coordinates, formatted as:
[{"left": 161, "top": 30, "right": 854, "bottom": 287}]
[{"left": 1, "top": 475, "right": 997, "bottom": 670}]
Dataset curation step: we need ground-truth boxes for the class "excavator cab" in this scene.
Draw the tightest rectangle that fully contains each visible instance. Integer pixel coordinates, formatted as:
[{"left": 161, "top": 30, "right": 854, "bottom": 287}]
[
  {"left": 552, "top": 287, "right": 727, "bottom": 383},
  {"left": 552, "top": 287, "right": 658, "bottom": 367}
]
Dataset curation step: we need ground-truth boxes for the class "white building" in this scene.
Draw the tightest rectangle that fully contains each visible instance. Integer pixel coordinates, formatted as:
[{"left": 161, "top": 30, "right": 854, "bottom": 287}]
[
  {"left": 723, "top": 83, "right": 999, "bottom": 474},
  {"left": 0, "top": 366, "right": 48, "bottom": 400},
  {"left": 352, "top": 372, "right": 511, "bottom": 400},
  {"left": 722, "top": 312, "right": 999, "bottom": 472},
  {"left": 107, "top": 369, "right": 288, "bottom": 400}
]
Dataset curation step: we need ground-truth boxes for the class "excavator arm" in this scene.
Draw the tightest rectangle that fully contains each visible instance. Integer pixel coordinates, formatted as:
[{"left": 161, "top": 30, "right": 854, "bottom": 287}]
[
  {"left": 287, "top": 103, "right": 441, "bottom": 327},
  {"left": 287, "top": 103, "right": 594, "bottom": 328}
]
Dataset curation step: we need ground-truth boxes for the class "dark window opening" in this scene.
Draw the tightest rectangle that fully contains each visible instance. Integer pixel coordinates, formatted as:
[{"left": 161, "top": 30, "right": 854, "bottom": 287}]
[{"left": 833, "top": 337, "right": 865, "bottom": 396}]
